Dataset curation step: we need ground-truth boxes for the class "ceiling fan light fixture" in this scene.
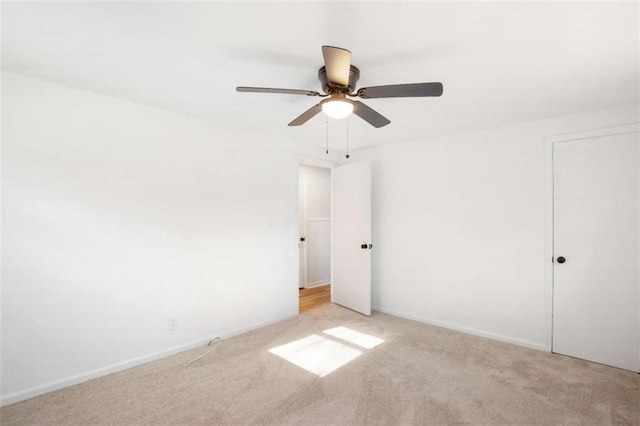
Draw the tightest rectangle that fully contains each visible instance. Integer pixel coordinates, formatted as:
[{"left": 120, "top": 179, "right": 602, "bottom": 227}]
[{"left": 322, "top": 99, "right": 354, "bottom": 119}]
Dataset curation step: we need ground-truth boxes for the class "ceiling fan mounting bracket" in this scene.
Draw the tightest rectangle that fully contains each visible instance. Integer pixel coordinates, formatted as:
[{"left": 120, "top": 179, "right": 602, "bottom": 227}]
[{"left": 318, "top": 65, "right": 360, "bottom": 94}]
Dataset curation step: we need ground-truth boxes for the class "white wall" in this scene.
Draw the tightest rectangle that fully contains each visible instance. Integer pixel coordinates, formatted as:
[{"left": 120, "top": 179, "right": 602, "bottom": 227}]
[
  {"left": 3, "top": 69, "right": 637, "bottom": 404},
  {"left": 299, "top": 165, "right": 331, "bottom": 287},
  {"left": 0, "top": 72, "right": 304, "bottom": 404},
  {"left": 355, "top": 104, "right": 640, "bottom": 350}
]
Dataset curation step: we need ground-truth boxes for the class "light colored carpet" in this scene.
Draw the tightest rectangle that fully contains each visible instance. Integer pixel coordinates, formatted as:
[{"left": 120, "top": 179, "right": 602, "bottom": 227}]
[{"left": 2, "top": 304, "right": 639, "bottom": 425}]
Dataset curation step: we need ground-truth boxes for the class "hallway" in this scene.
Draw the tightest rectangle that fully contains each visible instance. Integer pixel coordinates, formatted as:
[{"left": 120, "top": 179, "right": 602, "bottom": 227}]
[{"left": 299, "top": 284, "right": 331, "bottom": 313}]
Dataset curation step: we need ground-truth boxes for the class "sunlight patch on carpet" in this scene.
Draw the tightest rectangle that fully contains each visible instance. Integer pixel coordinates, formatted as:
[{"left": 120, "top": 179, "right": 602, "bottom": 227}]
[
  {"left": 322, "top": 326, "right": 385, "bottom": 349},
  {"left": 268, "top": 334, "right": 362, "bottom": 377}
]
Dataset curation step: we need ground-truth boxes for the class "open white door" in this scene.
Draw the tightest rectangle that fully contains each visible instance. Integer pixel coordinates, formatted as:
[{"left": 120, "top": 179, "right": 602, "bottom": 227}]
[{"left": 332, "top": 162, "right": 372, "bottom": 316}]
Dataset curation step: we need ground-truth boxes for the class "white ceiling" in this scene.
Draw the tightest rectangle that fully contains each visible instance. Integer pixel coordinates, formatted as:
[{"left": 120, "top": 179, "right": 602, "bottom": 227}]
[{"left": 2, "top": 1, "right": 638, "bottom": 151}]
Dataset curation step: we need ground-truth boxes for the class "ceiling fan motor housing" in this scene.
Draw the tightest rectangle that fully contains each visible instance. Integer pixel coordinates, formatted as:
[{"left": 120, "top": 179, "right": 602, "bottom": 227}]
[{"left": 318, "top": 65, "right": 360, "bottom": 94}]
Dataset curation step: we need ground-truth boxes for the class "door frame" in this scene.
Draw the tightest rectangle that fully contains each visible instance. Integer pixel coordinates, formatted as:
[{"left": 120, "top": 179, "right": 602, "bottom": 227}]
[
  {"left": 543, "top": 122, "right": 640, "bottom": 353},
  {"left": 296, "top": 157, "right": 335, "bottom": 298}
]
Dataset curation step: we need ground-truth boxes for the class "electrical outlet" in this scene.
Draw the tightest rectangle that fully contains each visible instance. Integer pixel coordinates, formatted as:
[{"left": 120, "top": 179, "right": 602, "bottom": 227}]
[{"left": 168, "top": 317, "right": 178, "bottom": 331}]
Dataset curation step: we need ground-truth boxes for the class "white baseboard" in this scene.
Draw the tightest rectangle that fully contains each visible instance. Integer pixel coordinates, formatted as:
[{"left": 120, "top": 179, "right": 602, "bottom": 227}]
[
  {"left": 216, "top": 312, "right": 298, "bottom": 340},
  {"left": 372, "top": 305, "right": 546, "bottom": 352},
  {"left": 305, "top": 281, "right": 330, "bottom": 289},
  {"left": 1, "top": 312, "right": 297, "bottom": 407}
]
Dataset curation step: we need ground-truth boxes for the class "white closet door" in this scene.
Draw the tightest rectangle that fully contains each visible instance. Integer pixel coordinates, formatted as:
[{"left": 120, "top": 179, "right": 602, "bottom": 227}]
[{"left": 553, "top": 131, "right": 639, "bottom": 372}]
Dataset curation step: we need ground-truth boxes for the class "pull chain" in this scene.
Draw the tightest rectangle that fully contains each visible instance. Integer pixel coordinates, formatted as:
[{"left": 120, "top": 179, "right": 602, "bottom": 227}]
[
  {"left": 345, "top": 117, "right": 350, "bottom": 159},
  {"left": 325, "top": 115, "right": 329, "bottom": 154}
]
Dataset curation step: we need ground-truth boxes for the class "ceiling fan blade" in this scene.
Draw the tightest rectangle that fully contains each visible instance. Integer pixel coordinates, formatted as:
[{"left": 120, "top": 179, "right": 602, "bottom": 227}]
[
  {"left": 352, "top": 101, "right": 391, "bottom": 128},
  {"left": 288, "top": 103, "right": 323, "bottom": 126},
  {"left": 322, "top": 46, "right": 351, "bottom": 87},
  {"left": 237, "top": 87, "right": 321, "bottom": 96},
  {"left": 356, "top": 82, "right": 443, "bottom": 99}
]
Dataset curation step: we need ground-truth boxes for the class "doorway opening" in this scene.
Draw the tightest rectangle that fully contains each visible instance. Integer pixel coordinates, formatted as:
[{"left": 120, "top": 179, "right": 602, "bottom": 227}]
[{"left": 298, "top": 164, "right": 332, "bottom": 313}]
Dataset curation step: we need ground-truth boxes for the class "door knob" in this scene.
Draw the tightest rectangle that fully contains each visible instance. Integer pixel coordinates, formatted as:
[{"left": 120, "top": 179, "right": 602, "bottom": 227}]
[
  {"left": 361, "top": 244, "right": 373, "bottom": 249},
  {"left": 556, "top": 256, "right": 566, "bottom": 264}
]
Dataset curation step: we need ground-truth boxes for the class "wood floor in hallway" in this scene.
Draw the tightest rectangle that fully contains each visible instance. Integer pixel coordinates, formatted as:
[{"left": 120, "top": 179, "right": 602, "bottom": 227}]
[{"left": 299, "top": 284, "right": 331, "bottom": 313}]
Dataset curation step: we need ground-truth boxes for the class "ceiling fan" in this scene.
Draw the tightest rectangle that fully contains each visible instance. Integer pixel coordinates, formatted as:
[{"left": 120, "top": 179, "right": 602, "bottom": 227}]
[{"left": 236, "top": 46, "right": 443, "bottom": 128}]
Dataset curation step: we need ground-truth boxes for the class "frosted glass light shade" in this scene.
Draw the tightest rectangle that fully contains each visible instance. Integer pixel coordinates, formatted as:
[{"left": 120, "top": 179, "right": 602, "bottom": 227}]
[{"left": 322, "top": 100, "right": 354, "bottom": 119}]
